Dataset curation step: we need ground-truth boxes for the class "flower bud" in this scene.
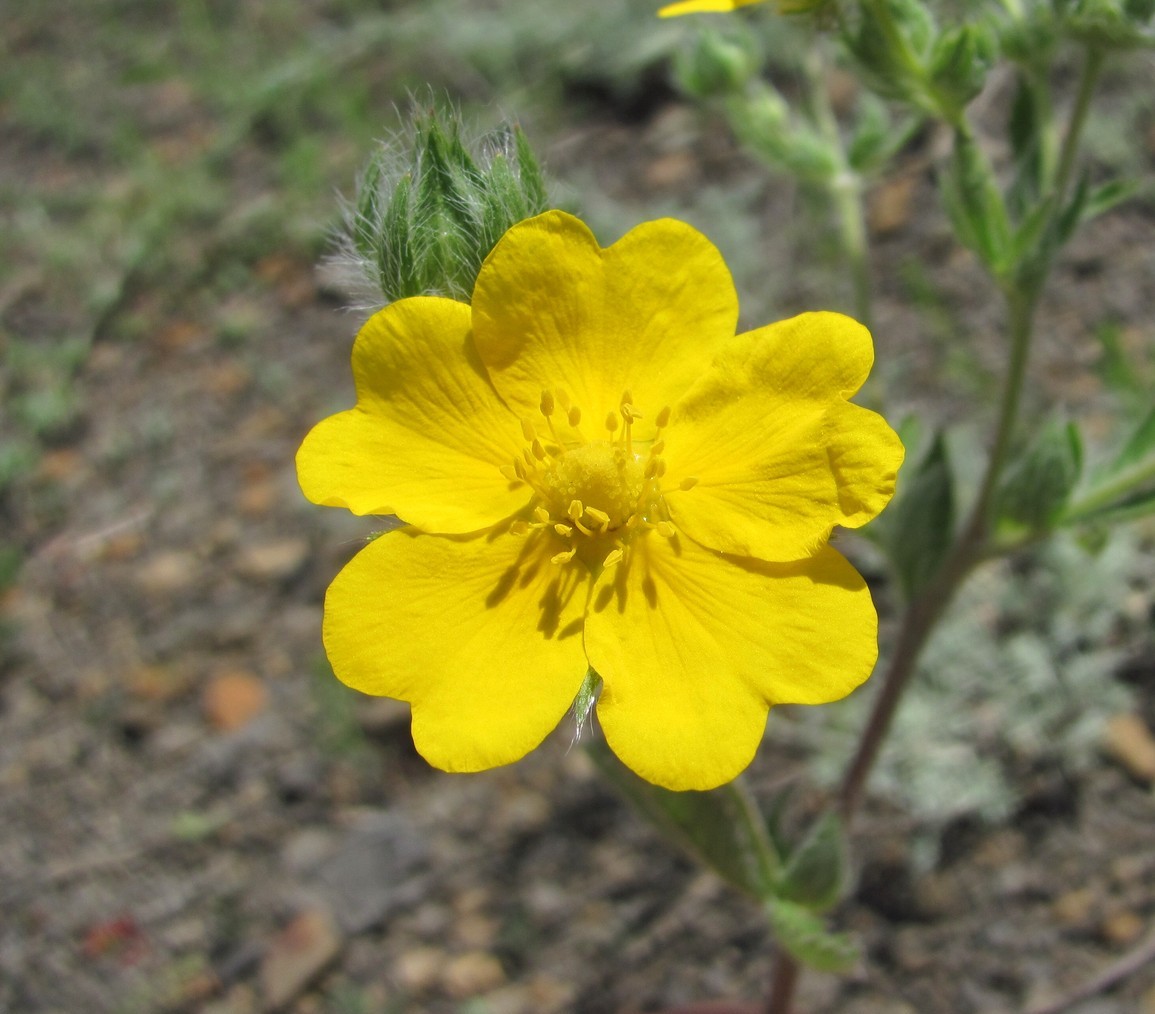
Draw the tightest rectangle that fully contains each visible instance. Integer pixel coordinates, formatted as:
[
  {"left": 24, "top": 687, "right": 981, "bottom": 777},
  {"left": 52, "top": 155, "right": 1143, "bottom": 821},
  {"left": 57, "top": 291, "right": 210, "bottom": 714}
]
[
  {"left": 337, "top": 101, "right": 552, "bottom": 306},
  {"left": 675, "top": 29, "right": 761, "bottom": 99}
]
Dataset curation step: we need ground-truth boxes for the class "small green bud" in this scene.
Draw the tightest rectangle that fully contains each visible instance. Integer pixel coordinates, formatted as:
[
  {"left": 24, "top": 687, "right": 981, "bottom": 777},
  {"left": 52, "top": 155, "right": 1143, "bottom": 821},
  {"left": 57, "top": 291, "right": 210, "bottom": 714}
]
[
  {"left": 337, "top": 100, "right": 552, "bottom": 306},
  {"left": 675, "top": 29, "right": 761, "bottom": 99},
  {"left": 929, "top": 23, "right": 997, "bottom": 110},
  {"left": 1064, "top": 0, "right": 1155, "bottom": 46}
]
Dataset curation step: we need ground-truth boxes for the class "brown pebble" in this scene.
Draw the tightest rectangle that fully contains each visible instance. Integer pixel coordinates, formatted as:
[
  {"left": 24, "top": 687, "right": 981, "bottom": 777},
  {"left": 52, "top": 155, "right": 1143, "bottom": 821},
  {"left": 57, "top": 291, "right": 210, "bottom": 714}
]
[
  {"left": 442, "top": 951, "right": 505, "bottom": 999},
  {"left": 259, "top": 908, "right": 342, "bottom": 1011},
  {"left": 1103, "top": 713, "right": 1155, "bottom": 783},
  {"left": 203, "top": 669, "right": 268, "bottom": 731},
  {"left": 1101, "top": 909, "right": 1144, "bottom": 945},
  {"left": 394, "top": 946, "right": 446, "bottom": 993},
  {"left": 235, "top": 539, "right": 309, "bottom": 583},
  {"left": 1052, "top": 888, "right": 1097, "bottom": 928}
]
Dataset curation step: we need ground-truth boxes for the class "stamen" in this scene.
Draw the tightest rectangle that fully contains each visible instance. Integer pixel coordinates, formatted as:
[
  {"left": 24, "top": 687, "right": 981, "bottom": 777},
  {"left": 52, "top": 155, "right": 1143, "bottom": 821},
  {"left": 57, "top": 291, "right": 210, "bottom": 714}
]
[
  {"left": 656, "top": 521, "right": 676, "bottom": 538},
  {"left": 539, "top": 390, "right": 555, "bottom": 417},
  {"left": 510, "top": 520, "right": 530, "bottom": 536},
  {"left": 531, "top": 439, "right": 548, "bottom": 461},
  {"left": 568, "top": 500, "right": 584, "bottom": 522},
  {"left": 551, "top": 548, "right": 577, "bottom": 565},
  {"left": 650, "top": 439, "right": 665, "bottom": 456},
  {"left": 644, "top": 459, "right": 658, "bottom": 480},
  {"left": 513, "top": 458, "right": 527, "bottom": 481},
  {"left": 679, "top": 476, "right": 699, "bottom": 491},
  {"left": 585, "top": 506, "right": 611, "bottom": 532},
  {"left": 604, "top": 412, "right": 619, "bottom": 434},
  {"left": 500, "top": 465, "right": 518, "bottom": 481},
  {"left": 567, "top": 405, "right": 582, "bottom": 428},
  {"left": 534, "top": 506, "right": 551, "bottom": 525},
  {"left": 602, "top": 548, "right": 624, "bottom": 568},
  {"left": 657, "top": 460, "right": 667, "bottom": 478},
  {"left": 655, "top": 406, "right": 671, "bottom": 429},
  {"left": 556, "top": 389, "right": 571, "bottom": 410},
  {"left": 554, "top": 523, "right": 573, "bottom": 537},
  {"left": 521, "top": 419, "right": 536, "bottom": 442}
]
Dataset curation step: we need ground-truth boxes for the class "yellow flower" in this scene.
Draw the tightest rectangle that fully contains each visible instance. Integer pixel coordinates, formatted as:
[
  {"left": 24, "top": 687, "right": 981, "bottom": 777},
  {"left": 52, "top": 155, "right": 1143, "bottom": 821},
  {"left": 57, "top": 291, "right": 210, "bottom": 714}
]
[
  {"left": 659, "top": 0, "right": 770, "bottom": 17},
  {"left": 297, "top": 210, "right": 903, "bottom": 791}
]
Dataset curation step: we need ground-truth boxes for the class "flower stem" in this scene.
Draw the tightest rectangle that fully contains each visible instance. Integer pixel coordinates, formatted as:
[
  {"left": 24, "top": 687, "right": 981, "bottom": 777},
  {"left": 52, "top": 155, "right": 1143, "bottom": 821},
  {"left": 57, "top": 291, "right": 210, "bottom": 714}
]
[{"left": 801, "top": 45, "right": 874, "bottom": 331}]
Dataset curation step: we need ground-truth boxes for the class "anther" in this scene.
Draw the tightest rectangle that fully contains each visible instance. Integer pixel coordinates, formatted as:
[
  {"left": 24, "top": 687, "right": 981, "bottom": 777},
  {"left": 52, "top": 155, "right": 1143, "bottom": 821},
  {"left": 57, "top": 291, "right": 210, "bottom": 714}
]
[
  {"left": 510, "top": 520, "right": 530, "bottom": 536},
  {"left": 602, "top": 548, "right": 624, "bottom": 568},
  {"left": 656, "top": 521, "right": 676, "bottom": 538},
  {"left": 585, "top": 506, "right": 611, "bottom": 532},
  {"left": 513, "top": 459, "right": 527, "bottom": 480},
  {"left": 534, "top": 506, "right": 551, "bottom": 525},
  {"left": 500, "top": 465, "right": 518, "bottom": 481},
  {"left": 539, "top": 390, "right": 555, "bottom": 417},
  {"left": 531, "top": 439, "right": 548, "bottom": 461},
  {"left": 554, "top": 523, "right": 573, "bottom": 537},
  {"left": 650, "top": 439, "right": 665, "bottom": 456},
  {"left": 679, "top": 476, "right": 699, "bottom": 491},
  {"left": 521, "top": 419, "right": 536, "bottom": 442},
  {"left": 604, "top": 412, "right": 619, "bottom": 433},
  {"left": 655, "top": 406, "right": 671, "bottom": 429},
  {"left": 657, "top": 460, "right": 667, "bottom": 478},
  {"left": 567, "top": 405, "right": 582, "bottom": 428},
  {"left": 644, "top": 459, "right": 658, "bottom": 480},
  {"left": 551, "top": 548, "right": 577, "bottom": 565},
  {"left": 568, "top": 500, "right": 584, "bottom": 522}
]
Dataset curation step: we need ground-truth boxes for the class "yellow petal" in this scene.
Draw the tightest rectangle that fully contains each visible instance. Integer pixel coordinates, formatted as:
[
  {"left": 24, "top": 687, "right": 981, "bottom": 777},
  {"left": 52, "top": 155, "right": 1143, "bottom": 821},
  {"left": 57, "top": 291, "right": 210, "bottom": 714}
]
[
  {"left": 472, "top": 211, "right": 738, "bottom": 441},
  {"left": 296, "top": 297, "right": 530, "bottom": 533},
  {"left": 659, "top": 0, "right": 767, "bottom": 15},
  {"left": 586, "top": 533, "right": 877, "bottom": 791},
  {"left": 663, "top": 312, "right": 903, "bottom": 561},
  {"left": 324, "top": 527, "right": 589, "bottom": 772}
]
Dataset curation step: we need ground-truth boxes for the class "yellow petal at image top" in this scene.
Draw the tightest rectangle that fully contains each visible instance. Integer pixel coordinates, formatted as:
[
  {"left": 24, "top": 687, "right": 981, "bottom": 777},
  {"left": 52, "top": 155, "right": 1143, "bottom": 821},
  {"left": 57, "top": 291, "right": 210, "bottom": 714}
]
[
  {"left": 297, "top": 209, "right": 904, "bottom": 791},
  {"left": 659, "top": 0, "right": 768, "bottom": 16}
]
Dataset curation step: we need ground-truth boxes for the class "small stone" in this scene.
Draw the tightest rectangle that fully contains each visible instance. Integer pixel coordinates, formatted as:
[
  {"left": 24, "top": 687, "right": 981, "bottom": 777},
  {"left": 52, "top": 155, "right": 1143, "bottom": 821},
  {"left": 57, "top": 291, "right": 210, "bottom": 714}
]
[
  {"left": 203, "top": 670, "right": 268, "bottom": 732},
  {"left": 868, "top": 176, "right": 917, "bottom": 235},
  {"left": 1052, "top": 888, "right": 1097, "bottom": 928},
  {"left": 394, "top": 946, "right": 445, "bottom": 993},
  {"left": 259, "top": 908, "right": 342, "bottom": 1011},
  {"left": 455, "top": 913, "right": 498, "bottom": 950},
  {"left": 1103, "top": 713, "right": 1155, "bottom": 783},
  {"left": 1101, "top": 909, "right": 1144, "bottom": 945},
  {"left": 137, "top": 550, "right": 199, "bottom": 595},
  {"left": 127, "top": 664, "right": 191, "bottom": 704},
  {"left": 442, "top": 951, "right": 505, "bottom": 999},
  {"left": 236, "top": 539, "right": 310, "bottom": 583},
  {"left": 314, "top": 811, "right": 428, "bottom": 934}
]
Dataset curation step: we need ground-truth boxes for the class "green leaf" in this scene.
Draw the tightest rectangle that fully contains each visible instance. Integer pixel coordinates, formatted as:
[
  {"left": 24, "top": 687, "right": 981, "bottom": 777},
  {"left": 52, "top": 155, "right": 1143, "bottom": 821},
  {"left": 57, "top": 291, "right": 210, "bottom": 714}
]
[
  {"left": 775, "top": 813, "right": 848, "bottom": 914},
  {"left": 941, "top": 131, "right": 1013, "bottom": 275},
  {"left": 876, "top": 431, "right": 956, "bottom": 599},
  {"left": 1082, "top": 178, "right": 1142, "bottom": 221},
  {"left": 1109, "top": 403, "right": 1155, "bottom": 475},
  {"left": 766, "top": 897, "right": 860, "bottom": 973},
  {"left": 585, "top": 738, "right": 780, "bottom": 899},
  {"left": 997, "top": 419, "right": 1084, "bottom": 530}
]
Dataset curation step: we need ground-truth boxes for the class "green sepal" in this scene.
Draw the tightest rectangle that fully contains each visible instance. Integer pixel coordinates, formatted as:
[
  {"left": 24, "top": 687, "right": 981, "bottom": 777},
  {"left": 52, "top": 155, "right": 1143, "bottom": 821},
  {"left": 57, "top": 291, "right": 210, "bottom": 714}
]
[
  {"left": 585, "top": 738, "right": 781, "bottom": 900},
  {"left": 928, "top": 22, "right": 997, "bottom": 111},
  {"left": 996, "top": 419, "right": 1083, "bottom": 531},
  {"left": 774, "top": 812, "right": 848, "bottom": 914},
  {"left": 766, "top": 897, "right": 860, "bottom": 973},
  {"left": 874, "top": 431, "right": 956, "bottom": 600}
]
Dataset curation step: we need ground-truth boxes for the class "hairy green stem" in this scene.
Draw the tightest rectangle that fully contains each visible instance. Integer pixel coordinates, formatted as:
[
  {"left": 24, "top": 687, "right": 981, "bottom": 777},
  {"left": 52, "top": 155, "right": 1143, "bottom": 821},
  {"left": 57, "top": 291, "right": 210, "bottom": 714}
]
[
  {"left": 801, "top": 46, "right": 874, "bottom": 331},
  {"left": 1053, "top": 46, "right": 1104, "bottom": 207}
]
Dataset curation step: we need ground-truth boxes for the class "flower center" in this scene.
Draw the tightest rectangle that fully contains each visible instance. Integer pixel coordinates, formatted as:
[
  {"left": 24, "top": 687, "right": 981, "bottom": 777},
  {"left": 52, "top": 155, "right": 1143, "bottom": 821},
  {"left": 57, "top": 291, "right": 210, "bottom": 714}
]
[{"left": 503, "top": 389, "right": 678, "bottom": 570}]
